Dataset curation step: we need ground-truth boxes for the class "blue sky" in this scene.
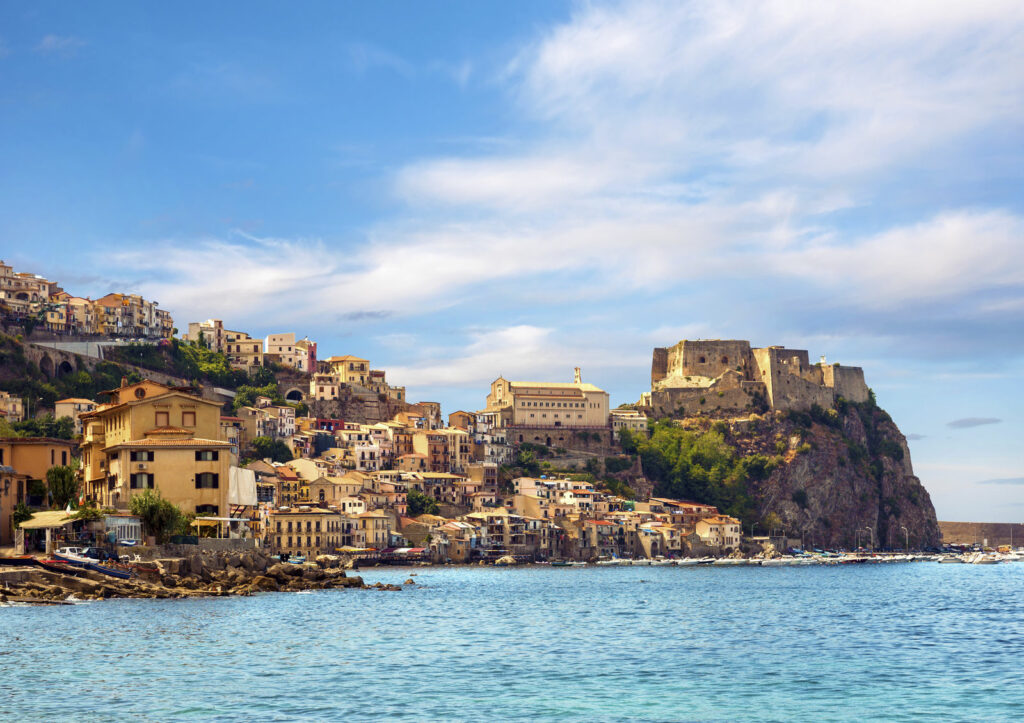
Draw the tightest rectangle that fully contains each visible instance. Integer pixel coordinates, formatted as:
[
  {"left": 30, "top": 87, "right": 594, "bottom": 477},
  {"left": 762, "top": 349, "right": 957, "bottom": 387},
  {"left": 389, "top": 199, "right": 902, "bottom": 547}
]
[{"left": 2, "top": 1, "right": 1022, "bottom": 522}]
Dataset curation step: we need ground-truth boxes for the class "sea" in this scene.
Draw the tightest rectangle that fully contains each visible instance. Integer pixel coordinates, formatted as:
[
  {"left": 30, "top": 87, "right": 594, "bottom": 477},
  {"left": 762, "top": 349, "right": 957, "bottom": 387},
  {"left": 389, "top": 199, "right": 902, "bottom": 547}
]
[{"left": 2, "top": 563, "right": 1022, "bottom": 722}]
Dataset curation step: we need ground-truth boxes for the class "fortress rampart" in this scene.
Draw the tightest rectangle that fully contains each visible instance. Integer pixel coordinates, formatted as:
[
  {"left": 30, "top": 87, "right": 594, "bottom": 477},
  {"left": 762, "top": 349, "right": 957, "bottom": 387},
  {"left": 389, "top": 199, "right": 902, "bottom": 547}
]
[{"left": 642, "top": 339, "right": 869, "bottom": 417}]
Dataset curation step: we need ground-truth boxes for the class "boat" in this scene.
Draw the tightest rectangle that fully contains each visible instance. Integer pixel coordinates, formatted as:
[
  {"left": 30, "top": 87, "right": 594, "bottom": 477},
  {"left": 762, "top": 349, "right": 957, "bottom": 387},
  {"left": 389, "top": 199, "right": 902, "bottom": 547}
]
[
  {"left": 54, "top": 548, "right": 133, "bottom": 579},
  {"left": 675, "top": 559, "right": 700, "bottom": 566},
  {"left": 938, "top": 555, "right": 965, "bottom": 563}
]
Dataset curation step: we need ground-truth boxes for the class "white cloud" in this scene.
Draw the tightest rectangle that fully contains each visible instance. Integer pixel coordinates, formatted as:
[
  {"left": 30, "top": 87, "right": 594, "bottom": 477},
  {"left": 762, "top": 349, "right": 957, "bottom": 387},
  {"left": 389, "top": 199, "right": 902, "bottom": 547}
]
[
  {"left": 773, "top": 210, "right": 1024, "bottom": 307},
  {"left": 35, "top": 35, "right": 86, "bottom": 55}
]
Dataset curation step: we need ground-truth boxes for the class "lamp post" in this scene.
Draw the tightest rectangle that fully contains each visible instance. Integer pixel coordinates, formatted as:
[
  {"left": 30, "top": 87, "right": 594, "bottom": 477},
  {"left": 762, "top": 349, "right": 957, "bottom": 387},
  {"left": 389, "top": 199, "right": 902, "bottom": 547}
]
[
  {"left": 900, "top": 525, "right": 909, "bottom": 552},
  {"left": 865, "top": 526, "right": 874, "bottom": 550}
]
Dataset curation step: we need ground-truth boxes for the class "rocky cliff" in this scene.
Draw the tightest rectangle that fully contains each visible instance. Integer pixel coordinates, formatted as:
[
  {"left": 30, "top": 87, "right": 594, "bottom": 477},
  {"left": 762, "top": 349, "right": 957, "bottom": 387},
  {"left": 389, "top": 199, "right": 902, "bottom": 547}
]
[
  {"left": 726, "top": 399, "right": 940, "bottom": 549},
  {"left": 307, "top": 392, "right": 409, "bottom": 426}
]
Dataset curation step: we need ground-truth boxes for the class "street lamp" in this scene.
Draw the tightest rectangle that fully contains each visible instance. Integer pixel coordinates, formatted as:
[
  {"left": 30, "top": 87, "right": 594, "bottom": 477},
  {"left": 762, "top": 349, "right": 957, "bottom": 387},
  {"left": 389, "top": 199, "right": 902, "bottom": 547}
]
[
  {"left": 900, "top": 525, "right": 909, "bottom": 552},
  {"left": 865, "top": 526, "right": 874, "bottom": 550}
]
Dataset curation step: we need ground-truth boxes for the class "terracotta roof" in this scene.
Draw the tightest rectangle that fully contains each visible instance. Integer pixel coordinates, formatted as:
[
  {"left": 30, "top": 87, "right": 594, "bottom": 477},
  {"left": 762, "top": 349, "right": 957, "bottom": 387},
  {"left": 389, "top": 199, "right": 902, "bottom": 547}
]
[{"left": 107, "top": 437, "right": 232, "bottom": 450}]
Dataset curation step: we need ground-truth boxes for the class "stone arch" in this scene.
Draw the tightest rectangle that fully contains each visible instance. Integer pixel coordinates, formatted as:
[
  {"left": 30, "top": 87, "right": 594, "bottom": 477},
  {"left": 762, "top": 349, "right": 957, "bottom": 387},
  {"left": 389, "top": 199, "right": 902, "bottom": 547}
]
[
  {"left": 545, "top": 436, "right": 552, "bottom": 446},
  {"left": 57, "top": 360, "right": 74, "bottom": 377},
  {"left": 39, "top": 354, "right": 54, "bottom": 377},
  {"left": 15, "top": 291, "right": 28, "bottom": 301},
  {"left": 284, "top": 387, "right": 305, "bottom": 402}
]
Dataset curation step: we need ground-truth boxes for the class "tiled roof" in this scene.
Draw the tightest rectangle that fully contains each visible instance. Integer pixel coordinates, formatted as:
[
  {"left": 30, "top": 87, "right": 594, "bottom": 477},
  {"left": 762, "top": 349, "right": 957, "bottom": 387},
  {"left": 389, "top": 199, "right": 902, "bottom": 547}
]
[{"left": 107, "top": 437, "right": 232, "bottom": 449}]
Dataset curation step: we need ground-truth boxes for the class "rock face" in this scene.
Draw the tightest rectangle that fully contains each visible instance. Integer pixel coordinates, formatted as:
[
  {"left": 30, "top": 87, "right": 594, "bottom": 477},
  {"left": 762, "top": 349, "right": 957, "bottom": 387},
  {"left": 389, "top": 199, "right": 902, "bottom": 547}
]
[
  {"left": 736, "top": 401, "right": 940, "bottom": 549},
  {"left": 307, "top": 393, "right": 408, "bottom": 425}
]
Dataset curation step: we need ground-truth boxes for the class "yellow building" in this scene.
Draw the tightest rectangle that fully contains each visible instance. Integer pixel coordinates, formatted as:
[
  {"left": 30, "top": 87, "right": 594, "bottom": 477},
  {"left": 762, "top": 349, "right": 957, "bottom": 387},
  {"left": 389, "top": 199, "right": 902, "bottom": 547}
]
[
  {"left": 358, "top": 509, "right": 391, "bottom": 549},
  {"left": 0, "top": 391, "right": 25, "bottom": 423},
  {"left": 268, "top": 507, "right": 343, "bottom": 559},
  {"left": 79, "top": 380, "right": 232, "bottom": 515},
  {"left": 224, "top": 331, "right": 264, "bottom": 370},
  {"left": 695, "top": 515, "right": 742, "bottom": 549},
  {"left": 485, "top": 368, "right": 609, "bottom": 429},
  {"left": 55, "top": 398, "right": 97, "bottom": 436},
  {"left": 325, "top": 355, "right": 370, "bottom": 385}
]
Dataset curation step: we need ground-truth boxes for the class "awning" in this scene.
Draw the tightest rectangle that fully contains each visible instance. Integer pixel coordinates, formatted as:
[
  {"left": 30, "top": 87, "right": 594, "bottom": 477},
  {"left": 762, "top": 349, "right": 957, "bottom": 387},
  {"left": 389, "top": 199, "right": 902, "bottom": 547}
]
[{"left": 19, "top": 511, "right": 75, "bottom": 530}]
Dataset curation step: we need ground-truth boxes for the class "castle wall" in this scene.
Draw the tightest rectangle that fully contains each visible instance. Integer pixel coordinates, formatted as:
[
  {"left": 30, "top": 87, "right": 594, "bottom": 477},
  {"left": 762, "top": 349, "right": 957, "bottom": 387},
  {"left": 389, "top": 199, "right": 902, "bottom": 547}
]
[
  {"left": 825, "top": 365, "right": 870, "bottom": 403},
  {"left": 647, "top": 339, "right": 871, "bottom": 416},
  {"left": 753, "top": 346, "right": 833, "bottom": 412},
  {"left": 646, "top": 379, "right": 764, "bottom": 418},
  {"left": 651, "top": 347, "right": 669, "bottom": 386},
  {"left": 666, "top": 340, "right": 754, "bottom": 381}
]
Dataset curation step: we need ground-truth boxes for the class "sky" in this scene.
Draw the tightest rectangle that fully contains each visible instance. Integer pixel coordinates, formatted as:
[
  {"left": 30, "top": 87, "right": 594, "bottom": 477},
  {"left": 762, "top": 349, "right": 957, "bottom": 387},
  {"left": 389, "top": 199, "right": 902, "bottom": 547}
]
[{"left": 2, "top": 1, "right": 1022, "bottom": 522}]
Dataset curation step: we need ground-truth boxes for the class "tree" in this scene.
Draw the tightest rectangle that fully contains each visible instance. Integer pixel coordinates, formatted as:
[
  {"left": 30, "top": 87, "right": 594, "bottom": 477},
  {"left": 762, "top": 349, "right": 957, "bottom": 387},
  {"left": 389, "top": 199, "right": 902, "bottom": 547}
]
[
  {"left": 251, "top": 436, "right": 293, "bottom": 463},
  {"left": 13, "top": 414, "right": 75, "bottom": 440},
  {"left": 407, "top": 489, "right": 440, "bottom": 516},
  {"left": 46, "top": 465, "right": 79, "bottom": 509},
  {"left": 130, "top": 490, "right": 190, "bottom": 544},
  {"left": 12, "top": 502, "right": 33, "bottom": 528}
]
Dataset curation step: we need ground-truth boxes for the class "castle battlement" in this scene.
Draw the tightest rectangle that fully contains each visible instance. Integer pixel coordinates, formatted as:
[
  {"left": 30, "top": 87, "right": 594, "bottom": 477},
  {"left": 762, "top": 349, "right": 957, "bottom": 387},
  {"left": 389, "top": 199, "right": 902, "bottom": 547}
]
[{"left": 643, "top": 339, "right": 869, "bottom": 417}]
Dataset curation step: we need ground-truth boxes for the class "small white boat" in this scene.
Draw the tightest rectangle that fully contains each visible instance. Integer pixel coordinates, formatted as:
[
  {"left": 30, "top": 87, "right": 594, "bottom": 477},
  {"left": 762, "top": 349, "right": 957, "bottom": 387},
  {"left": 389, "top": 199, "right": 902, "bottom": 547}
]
[{"left": 675, "top": 559, "right": 700, "bottom": 566}]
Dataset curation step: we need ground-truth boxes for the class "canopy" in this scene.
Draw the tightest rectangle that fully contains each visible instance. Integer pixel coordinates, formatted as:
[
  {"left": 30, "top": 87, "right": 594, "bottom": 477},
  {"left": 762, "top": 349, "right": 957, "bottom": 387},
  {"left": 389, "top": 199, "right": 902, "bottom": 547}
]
[{"left": 19, "top": 511, "right": 75, "bottom": 530}]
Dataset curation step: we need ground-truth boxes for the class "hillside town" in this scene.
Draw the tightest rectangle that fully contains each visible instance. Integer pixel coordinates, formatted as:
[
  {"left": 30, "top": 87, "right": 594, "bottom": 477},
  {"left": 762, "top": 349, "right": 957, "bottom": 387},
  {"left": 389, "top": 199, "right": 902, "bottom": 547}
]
[
  {"left": 2, "top": 261, "right": 951, "bottom": 567},
  {"left": 0, "top": 259, "right": 757, "bottom": 563},
  {"left": 4, "top": 366, "right": 747, "bottom": 564}
]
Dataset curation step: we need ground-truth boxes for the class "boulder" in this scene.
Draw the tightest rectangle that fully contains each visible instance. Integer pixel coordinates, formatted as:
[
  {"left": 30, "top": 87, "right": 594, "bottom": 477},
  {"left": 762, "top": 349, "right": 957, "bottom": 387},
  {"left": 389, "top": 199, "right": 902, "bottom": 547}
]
[
  {"left": 189, "top": 554, "right": 205, "bottom": 576},
  {"left": 155, "top": 558, "right": 186, "bottom": 576},
  {"left": 302, "top": 568, "right": 325, "bottom": 582},
  {"left": 251, "top": 575, "right": 280, "bottom": 592}
]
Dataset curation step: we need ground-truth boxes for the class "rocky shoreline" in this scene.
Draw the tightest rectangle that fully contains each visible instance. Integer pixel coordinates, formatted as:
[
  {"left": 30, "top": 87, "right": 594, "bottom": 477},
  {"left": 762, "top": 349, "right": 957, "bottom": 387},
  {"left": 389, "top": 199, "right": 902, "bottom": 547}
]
[{"left": 0, "top": 549, "right": 411, "bottom": 604}]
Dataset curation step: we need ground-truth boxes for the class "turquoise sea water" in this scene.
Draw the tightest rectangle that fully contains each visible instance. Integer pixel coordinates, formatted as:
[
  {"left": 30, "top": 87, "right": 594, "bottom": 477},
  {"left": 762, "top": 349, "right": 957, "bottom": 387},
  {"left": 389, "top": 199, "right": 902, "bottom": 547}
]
[{"left": 2, "top": 563, "right": 1023, "bottom": 722}]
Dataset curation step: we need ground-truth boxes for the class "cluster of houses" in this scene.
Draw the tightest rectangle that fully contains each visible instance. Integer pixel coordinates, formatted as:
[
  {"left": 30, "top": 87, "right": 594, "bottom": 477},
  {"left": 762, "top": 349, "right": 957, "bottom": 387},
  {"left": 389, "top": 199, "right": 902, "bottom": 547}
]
[
  {"left": 186, "top": 320, "right": 318, "bottom": 374},
  {"left": 0, "top": 260, "right": 173, "bottom": 338},
  {"left": 1, "top": 366, "right": 741, "bottom": 562},
  {"left": 255, "top": 457, "right": 742, "bottom": 563}
]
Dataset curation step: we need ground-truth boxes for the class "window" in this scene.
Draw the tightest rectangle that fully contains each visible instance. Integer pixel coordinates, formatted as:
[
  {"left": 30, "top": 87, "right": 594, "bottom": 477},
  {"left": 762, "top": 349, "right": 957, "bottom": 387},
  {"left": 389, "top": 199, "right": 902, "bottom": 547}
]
[
  {"left": 182, "top": 411, "right": 196, "bottom": 427},
  {"left": 62, "top": 451, "right": 68, "bottom": 465},
  {"left": 155, "top": 411, "right": 169, "bottom": 427},
  {"left": 130, "top": 450, "right": 154, "bottom": 462},
  {"left": 130, "top": 473, "right": 154, "bottom": 489},
  {"left": 195, "top": 450, "right": 219, "bottom": 461},
  {"left": 195, "top": 473, "right": 219, "bottom": 489},
  {"left": 196, "top": 504, "right": 218, "bottom": 515}
]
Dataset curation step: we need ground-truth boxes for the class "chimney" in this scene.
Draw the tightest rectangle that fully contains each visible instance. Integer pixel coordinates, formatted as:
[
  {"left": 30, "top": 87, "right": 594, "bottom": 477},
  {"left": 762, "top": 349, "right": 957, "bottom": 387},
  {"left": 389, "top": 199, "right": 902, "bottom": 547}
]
[{"left": 121, "top": 376, "right": 129, "bottom": 388}]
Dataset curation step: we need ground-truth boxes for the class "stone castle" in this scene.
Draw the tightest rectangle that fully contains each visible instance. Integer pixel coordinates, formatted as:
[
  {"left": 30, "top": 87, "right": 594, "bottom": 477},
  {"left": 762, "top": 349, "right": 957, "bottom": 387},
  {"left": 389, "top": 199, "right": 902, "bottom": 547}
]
[{"left": 639, "top": 340, "right": 870, "bottom": 417}]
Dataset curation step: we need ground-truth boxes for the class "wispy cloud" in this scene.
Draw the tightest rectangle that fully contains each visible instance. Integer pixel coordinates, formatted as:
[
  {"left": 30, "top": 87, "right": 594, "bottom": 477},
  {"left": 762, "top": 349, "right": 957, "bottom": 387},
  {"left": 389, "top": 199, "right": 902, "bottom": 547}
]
[
  {"left": 947, "top": 417, "right": 1003, "bottom": 429},
  {"left": 339, "top": 310, "right": 392, "bottom": 322},
  {"left": 906, "top": 433, "right": 926, "bottom": 441},
  {"left": 35, "top": 34, "right": 86, "bottom": 56},
  {"left": 346, "top": 42, "right": 414, "bottom": 77},
  {"left": 978, "top": 477, "right": 1024, "bottom": 485}
]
